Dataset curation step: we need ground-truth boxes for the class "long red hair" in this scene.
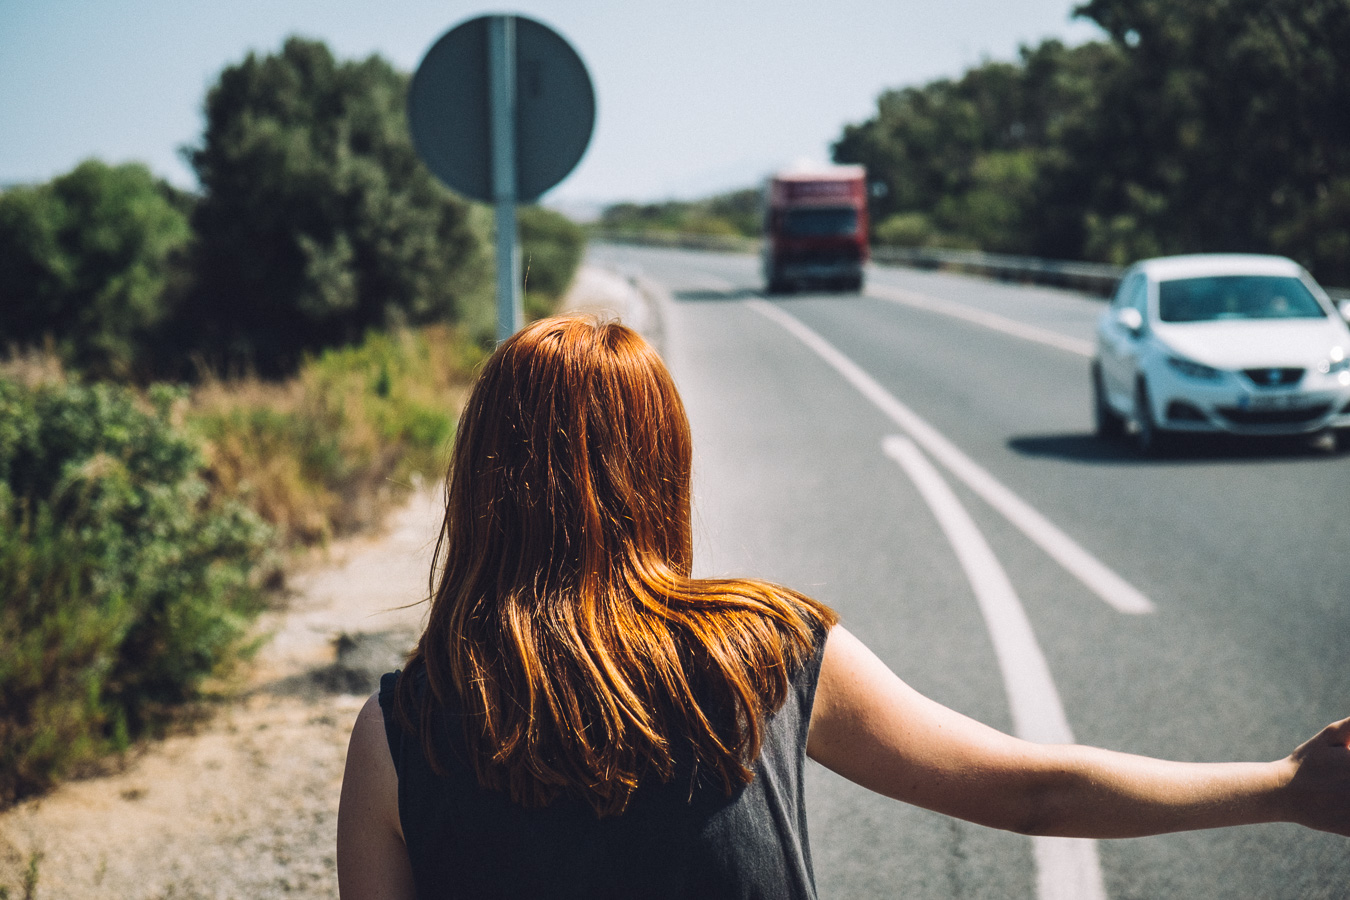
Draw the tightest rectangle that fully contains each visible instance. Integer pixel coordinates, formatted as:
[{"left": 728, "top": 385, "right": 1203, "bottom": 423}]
[{"left": 401, "top": 314, "right": 835, "bottom": 815}]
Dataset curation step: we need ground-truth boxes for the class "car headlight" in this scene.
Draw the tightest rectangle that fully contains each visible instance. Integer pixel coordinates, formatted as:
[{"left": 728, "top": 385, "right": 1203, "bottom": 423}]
[{"left": 1165, "top": 355, "right": 1223, "bottom": 381}]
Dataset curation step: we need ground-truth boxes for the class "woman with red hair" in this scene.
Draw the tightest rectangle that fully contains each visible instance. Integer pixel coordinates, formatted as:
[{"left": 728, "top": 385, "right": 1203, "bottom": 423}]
[{"left": 338, "top": 314, "right": 1348, "bottom": 899}]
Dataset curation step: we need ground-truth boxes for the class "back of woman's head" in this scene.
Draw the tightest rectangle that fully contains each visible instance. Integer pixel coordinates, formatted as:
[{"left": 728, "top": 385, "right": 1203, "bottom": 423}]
[
  {"left": 445, "top": 314, "right": 693, "bottom": 599},
  {"left": 407, "top": 314, "right": 835, "bottom": 816}
]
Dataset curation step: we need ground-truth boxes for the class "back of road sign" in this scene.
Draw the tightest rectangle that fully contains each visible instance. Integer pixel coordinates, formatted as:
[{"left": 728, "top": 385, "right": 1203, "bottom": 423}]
[{"left": 408, "top": 15, "right": 595, "bottom": 203}]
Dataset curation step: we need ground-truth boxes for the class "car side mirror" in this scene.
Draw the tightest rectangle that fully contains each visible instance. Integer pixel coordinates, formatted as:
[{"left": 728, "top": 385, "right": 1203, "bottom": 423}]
[{"left": 1115, "top": 307, "right": 1144, "bottom": 335}]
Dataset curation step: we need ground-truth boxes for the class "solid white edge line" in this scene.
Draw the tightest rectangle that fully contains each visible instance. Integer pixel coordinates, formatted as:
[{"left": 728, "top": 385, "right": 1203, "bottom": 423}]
[
  {"left": 869, "top": 282, "right": 1096, "bottom": 357},
  {"left": 746, "top": 298, "right": 1154, "bottom": 615},
  {"left": 882, "top": 437, "right": 1074, "bottom": 745},
  {"left": 883, "top": 435, "right": 1107, "bottom": 900}
]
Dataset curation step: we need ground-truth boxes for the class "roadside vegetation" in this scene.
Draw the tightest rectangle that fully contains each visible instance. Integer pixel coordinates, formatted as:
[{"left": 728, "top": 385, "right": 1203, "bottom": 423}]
[
  {"left": 835, "top": 0, "right": 1350, "bottom": 283},
  {"left": 0, "top": 37, "right": 582, "bottom": 805},
  {"left": 602, "top": 1, "right": 1350, "bottom": 287},
  {"left": 596, "top": 188, "right": 761, "bottom": 241}
]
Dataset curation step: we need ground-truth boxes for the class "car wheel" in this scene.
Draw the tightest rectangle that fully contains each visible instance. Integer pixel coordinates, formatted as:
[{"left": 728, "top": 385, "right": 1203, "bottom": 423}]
[
  {"left": 1133, "top": 380, "right": 1170, "bottom": 455},
  {"left": 1092, "top": 363, "right": 1125, "bottom": 439}
]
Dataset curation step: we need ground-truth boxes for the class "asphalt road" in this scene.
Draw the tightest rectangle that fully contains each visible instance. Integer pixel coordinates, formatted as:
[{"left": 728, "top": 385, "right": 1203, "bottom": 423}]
[{"left": 587, "top": 243, "right": 1350, "bottom": 900}]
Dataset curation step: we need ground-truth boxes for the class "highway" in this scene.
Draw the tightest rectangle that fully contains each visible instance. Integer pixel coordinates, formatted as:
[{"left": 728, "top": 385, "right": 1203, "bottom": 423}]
[{"left": 587, "top": 243, "right": 1350, "bottom": 900}]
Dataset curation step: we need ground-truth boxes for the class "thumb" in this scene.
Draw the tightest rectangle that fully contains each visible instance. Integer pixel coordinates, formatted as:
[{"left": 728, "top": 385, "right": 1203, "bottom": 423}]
[{"left": 1322, "top": 717, "right": 1350, "bottom": 746}]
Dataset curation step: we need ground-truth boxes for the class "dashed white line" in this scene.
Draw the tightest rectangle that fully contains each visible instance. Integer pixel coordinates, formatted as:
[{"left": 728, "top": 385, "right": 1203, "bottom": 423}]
[
  {"left": 747, "top": 299, "right": 1154, "bottom": 615},
  {"left": 868, "top": 282, "right": 1097, "bottom": 357}
]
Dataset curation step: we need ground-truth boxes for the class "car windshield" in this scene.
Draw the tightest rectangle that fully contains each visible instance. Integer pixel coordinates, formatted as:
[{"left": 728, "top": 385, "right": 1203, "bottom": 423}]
[
  {"left": 1157, "top": 275, "right": 1325, "bottom": 322},
  {"left": 781, "top": 207, "right": 858, "bottom": 237}
]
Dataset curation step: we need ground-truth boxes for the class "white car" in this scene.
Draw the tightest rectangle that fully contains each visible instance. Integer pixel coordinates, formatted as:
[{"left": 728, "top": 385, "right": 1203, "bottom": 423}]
[{"left": 1092, "top": 254, "right": 1350, "bottom": 453}]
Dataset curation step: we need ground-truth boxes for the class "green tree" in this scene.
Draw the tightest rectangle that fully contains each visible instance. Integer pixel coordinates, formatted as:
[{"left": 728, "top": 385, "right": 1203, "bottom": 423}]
[
  {"left": 0, "top": 161, "right": 191, "bottom": 378},
  {"left": 833, "top": 40, "right": 1123, "bottom": 256},
  {"left": 1062, "top": 0, "right": 1350, "bottom": 277},
  {"left": 180, "top": 37, "right": 489, "bottom": 376}
]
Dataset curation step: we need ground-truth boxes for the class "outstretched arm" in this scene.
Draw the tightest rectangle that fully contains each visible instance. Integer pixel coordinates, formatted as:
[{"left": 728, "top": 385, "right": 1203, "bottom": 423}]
[{"left": 806, "top": 626, "right": 1350, "bottom": 839}]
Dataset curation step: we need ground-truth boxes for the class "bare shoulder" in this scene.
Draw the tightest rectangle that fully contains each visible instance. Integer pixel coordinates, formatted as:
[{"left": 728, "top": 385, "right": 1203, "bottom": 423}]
[
  {"left": 338, "top": 691, "right": 416, "bottom": 899},
  {"left": 352, "top": 691, "right": 390, "bottom": 753},
  {"left": 341, "top": 692, "right": 400, "bottom": 827}
]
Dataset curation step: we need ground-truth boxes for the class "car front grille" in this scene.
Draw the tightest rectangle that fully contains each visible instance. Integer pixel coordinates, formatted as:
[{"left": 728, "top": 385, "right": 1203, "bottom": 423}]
[
  {"left": 1215, "top": 404, "right": 1332, "bottom": 426},
  {"left": 1241, "top": 367, "right": 1304, "bottom": 388}
]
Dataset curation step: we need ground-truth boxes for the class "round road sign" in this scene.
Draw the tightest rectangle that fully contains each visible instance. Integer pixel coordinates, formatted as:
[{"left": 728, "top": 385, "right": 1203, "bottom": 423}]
[{"left": 408, "top": 15, "right": 595, "bottom": 203}]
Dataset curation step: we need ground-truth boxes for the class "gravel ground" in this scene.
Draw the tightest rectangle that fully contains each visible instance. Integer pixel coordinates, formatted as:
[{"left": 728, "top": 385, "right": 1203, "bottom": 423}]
[{"left": 0, "top": 268, "right": 642, "bottom": 899}]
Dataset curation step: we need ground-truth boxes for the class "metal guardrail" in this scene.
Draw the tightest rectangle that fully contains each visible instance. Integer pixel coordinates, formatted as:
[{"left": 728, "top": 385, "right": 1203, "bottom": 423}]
[
  {"left": 592, "top": 231, "right": 1124, "bottom": 295},
  {"left": 868, "top": 246, "right": 1123, "bottom": 296},
  {"left": 591, "top": 231, "right": 1350, "bottom": 301}
]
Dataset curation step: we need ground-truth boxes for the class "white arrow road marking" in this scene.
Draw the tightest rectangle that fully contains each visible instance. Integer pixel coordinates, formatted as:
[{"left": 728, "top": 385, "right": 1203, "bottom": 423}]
[
  {"left": 747, "top": 298, "right": 1154, "bottom": 615},
  {"left": 884, "top": 435, "right": 1107, "bottom": 900},
  {"left": 868, "top": 281, "right": 1096, "bottom": 357}
]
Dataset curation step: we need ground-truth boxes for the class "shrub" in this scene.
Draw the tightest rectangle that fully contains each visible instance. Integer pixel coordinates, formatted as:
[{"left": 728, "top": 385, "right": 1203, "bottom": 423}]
[
  {"left": 186, "top": 324, "right": 482, "bottom": 547},
  {"left": 873, "top": 212, "right": 938, "bottom": 248},
  {"left": 596, "top": 187, "right": 763, "bottom": 239},
  {"left": 0, "top": 323, "right": 481, "bottom": 806},
  {"left": 519, "top": 205, "right": 586, "bottom": 322},
  {"left": 0, "top": 377, "right": 271, "bottom": 804},
  {"left": 0, "top": 160, "right": 192, "bottom": 379}
]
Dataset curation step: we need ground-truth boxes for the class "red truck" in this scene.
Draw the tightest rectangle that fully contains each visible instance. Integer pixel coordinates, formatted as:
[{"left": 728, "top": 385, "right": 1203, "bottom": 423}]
[{"left": 761, "top": 166, "right": 869, "bottom": 293}]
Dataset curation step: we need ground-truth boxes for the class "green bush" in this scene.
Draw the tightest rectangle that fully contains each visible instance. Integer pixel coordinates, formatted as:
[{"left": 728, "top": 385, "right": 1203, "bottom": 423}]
[
  {"left": 519, "top": 205, "right": 586, "bottom": 321},
  {"left": 0, "top": 377, "right": 271, "bottom": 804},
  {"left": 597, "top": 187, "right": 763, "bottom": 240},
  {"left": 186, "top": 324, "right": 480, "bottom": 546},
  {"left": 0, "top": 160, "right": 192, "bottom": 379},
  {"left": 873, "top": 212, "right": 937, "bottom": 247}
]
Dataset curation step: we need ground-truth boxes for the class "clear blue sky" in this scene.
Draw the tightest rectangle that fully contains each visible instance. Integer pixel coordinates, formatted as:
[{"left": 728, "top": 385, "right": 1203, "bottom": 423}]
[{"left": 0, "top": 0, "right": 1103, "bottom": 209}]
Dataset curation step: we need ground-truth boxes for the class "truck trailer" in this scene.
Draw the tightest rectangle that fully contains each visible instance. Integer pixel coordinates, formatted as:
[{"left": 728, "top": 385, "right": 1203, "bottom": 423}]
[{"left": 761, "top": 166, "right": 869, "bottom": 293}]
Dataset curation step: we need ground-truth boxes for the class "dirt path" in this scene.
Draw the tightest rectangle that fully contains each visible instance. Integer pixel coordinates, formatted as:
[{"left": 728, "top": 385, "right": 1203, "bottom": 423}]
[{"left": 0, "top": 267, "right": 644, "bottom": 899}]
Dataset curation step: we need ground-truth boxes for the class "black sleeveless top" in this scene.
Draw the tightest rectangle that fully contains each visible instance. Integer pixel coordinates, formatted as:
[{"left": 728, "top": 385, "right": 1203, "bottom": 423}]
[{"left": 377, "top": 632, "right": 827, "bottom": 900}]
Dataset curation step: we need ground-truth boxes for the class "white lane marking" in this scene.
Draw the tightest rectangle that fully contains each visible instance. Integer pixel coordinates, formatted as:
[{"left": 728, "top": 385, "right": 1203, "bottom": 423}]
[
  {"left": 747, "top": 299, "right": 1154, "bottom": 615},
  {"left": 868, "top": 282, "right": 1096, "bottom": 357},
  {"left": 883, "top": 436, "right": 1074, "bottom": 744},
  {"left": 884, "top": 436, "right": 1107, "bottom": 900},
  {"left": 1033, "top": 835, "right": 1110, "bottom": 900}
]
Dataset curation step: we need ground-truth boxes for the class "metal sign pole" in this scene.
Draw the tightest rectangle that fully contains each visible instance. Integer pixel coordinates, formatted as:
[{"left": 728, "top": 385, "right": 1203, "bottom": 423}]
[
  {"left": 410, "top": 16, "right": 593, "bottom": 335},
  {"left": 488, "top": 15, "right": 522, "bottom": 342}
]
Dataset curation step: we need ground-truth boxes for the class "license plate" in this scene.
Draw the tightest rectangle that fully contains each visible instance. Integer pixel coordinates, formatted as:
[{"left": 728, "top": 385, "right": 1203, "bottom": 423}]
[{"left": 1238, "top": 393, "right": 1314, "bottom": 411}]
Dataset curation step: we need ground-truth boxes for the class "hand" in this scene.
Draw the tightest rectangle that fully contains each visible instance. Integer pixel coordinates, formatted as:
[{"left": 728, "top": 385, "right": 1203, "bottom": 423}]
[{"left": 1282, "top": 717, "right": 1350, "bottom": 836}]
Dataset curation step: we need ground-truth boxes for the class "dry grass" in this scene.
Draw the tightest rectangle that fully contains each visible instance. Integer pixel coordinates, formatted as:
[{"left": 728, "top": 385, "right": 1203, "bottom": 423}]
[
  {"left": 186, "top": 324, "right": 483, "bottom": 550},
  {"left": 0, "top": 344, "right": 67, "bottom": 390},
  {"left": 2, "top": 324, "right": 482, "bottom": 554}
]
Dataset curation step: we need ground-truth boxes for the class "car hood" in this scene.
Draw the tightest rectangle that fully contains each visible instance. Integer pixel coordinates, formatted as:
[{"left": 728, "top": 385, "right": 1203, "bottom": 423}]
[{"left": 1153, "top": 319, "right": 1350, "bottom": 368}]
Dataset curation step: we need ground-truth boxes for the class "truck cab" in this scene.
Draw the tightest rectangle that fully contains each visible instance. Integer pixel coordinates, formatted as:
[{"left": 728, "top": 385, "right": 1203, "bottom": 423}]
[{"left": 762, "top": 166, "right": 869, "bottom": 293}]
